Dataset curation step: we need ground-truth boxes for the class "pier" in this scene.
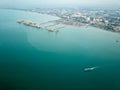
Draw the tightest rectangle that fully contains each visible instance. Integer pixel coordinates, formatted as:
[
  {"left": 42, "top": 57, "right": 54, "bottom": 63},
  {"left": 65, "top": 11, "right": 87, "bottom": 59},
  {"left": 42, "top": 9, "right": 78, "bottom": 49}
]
[
  {"left": 45, "top": 24, "right": 58, "bottom": 27},
  {"left": 17, "top": 20, "right": 59, "bottom": 32}
]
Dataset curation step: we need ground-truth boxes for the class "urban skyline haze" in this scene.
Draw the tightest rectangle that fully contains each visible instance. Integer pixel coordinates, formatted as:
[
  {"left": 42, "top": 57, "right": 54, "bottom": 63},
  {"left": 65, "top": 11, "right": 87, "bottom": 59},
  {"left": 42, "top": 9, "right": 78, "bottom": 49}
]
[{"left": 0, "top": 0, "right": 120, "bottom": 8}]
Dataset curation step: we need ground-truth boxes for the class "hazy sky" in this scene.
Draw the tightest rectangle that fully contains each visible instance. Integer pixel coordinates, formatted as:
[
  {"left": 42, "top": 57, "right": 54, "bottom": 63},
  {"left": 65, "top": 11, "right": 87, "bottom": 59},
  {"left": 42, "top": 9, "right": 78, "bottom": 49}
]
[{"left": 0, "top": 0, "right": 120, "bottom": 8}]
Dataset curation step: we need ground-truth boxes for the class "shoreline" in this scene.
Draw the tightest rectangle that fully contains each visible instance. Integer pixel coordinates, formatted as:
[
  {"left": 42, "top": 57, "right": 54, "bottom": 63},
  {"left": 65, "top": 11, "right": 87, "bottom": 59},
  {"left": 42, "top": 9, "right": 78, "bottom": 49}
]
[{"left": 2, "top": 8, "right": 120, "bottom": 34}]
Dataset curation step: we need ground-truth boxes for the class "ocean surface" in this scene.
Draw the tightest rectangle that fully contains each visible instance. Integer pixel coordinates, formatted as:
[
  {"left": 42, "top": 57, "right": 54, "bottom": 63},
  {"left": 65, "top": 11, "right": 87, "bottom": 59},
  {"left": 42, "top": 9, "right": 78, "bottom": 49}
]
[{"left": 0, "top": 9, "right": 120, "bottom": 90}]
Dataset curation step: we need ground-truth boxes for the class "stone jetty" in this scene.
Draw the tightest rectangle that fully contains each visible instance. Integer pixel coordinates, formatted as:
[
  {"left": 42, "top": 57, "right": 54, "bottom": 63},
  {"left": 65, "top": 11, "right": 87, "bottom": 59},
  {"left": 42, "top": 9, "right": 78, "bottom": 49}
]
[{"left": 17, "top": 20, "right": 59, "bottom": 32}]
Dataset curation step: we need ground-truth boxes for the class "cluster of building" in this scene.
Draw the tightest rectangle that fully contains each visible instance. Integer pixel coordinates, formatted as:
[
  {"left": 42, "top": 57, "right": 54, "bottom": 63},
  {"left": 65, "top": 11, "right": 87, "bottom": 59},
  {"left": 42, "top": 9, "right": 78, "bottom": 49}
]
[
  {"left": 31, "top": 8, "right": 120, "bottom": 32},
  {"left": 13, "top": 8, "right": 120, "bottom": 32}
]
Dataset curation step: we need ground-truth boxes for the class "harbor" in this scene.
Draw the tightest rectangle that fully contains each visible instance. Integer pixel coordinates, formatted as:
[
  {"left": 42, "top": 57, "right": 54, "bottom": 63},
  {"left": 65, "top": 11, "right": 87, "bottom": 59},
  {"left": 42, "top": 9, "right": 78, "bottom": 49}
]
[
  {"left": 1, "top": 9, "right": 120, "bottom": 90},
  {"left": 17, "top": 20, "right": 61, "bottom": 32}
]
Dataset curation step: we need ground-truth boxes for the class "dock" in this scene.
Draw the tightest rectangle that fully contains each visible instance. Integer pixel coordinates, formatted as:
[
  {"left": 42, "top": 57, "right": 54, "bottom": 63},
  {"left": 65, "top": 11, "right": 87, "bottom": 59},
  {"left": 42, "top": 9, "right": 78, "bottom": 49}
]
[{"left": 17, "top": 20, "right": 59, "bottom": 32}]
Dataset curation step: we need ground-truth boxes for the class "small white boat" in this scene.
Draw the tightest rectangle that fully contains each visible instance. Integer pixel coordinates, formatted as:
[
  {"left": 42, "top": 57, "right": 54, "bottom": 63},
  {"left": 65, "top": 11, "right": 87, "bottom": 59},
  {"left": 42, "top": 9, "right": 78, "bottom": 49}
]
[{"left": 84, "top": 67, "right": 98, "bottom": 72}]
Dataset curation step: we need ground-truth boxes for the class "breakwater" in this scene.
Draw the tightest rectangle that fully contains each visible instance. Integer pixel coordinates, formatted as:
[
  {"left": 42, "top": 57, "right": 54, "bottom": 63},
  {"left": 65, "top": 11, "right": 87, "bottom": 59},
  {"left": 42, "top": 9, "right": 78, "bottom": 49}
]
[{"left": 17, "top": 20, "right": 59, "bottom": 32}]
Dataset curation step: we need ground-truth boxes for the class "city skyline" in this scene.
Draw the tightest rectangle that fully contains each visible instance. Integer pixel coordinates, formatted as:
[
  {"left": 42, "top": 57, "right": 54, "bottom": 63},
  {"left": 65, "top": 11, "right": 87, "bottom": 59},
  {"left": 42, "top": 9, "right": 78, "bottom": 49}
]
[{"left": 0, "top": 0, "right": 120, "bottom": 8}]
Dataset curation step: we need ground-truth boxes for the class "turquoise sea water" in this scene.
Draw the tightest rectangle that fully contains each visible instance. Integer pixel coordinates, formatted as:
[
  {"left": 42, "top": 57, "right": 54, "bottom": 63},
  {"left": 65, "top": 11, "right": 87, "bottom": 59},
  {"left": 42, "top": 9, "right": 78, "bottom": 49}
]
[{"left": 0, "top": 9, "right": 120, "bottom": 90}]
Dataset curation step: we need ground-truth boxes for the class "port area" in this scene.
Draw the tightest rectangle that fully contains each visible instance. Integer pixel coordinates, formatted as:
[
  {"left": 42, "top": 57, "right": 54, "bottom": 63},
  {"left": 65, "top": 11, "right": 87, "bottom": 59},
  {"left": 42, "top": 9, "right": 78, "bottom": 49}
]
[
  {"left": 17, "top": 20, "right": 59, "bottom": 32},
  {"left": 52, "top": 19, "right": 85, "bottom": 27}
]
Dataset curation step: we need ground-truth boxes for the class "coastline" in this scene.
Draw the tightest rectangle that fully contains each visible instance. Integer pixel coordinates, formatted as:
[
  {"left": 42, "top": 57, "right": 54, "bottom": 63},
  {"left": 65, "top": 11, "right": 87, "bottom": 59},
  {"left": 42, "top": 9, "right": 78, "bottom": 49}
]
[{"left": 1, "top": 8, "right": 120, "bottom": 34}]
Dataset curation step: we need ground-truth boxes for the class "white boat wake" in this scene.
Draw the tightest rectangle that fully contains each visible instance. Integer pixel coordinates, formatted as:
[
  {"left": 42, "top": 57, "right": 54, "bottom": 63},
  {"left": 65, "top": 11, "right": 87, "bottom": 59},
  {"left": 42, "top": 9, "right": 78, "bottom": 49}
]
[{"left": 84, "top": 66, "right": 99, "bottom": 72}]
